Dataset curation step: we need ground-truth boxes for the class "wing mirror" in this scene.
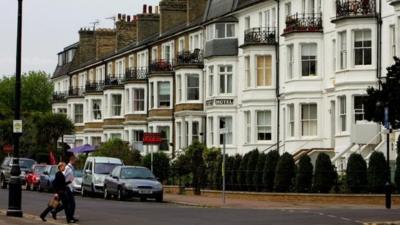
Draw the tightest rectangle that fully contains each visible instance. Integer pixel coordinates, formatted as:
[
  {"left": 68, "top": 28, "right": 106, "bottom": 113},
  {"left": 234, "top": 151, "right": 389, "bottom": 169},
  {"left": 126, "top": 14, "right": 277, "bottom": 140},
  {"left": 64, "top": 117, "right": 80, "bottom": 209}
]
[
  {"left": 43, "top": 171, "right": 49, "bottom": 175},
  {"left": 85, "top": 169, "right": 92, "bottom": 175}
]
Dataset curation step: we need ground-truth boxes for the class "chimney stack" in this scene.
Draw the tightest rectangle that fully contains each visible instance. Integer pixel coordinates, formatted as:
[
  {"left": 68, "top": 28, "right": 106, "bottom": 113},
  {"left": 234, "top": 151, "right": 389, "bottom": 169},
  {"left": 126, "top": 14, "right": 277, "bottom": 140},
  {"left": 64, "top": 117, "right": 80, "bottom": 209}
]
[
  {"left": 143, "top": 4, "right": 147, "bottom": 14},
  {"left": 159, "top": 0, "right": 187, "bottom": 35},
  {"left": 149, "top": 5, "right": 153, "bottom": 14},
  {"left": 187, "top": 0, "right": 208, "bottom": 24},
  {"left": 136, "top": 7, "right": 160, "bottom": 43}
]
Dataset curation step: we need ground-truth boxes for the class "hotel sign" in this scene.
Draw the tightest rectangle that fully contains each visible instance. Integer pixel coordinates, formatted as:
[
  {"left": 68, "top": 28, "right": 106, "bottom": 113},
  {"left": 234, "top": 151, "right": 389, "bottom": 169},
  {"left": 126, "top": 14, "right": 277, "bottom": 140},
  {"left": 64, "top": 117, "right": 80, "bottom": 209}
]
[{"left": 206, "top": 98, "right": 234, "bottom": 107}]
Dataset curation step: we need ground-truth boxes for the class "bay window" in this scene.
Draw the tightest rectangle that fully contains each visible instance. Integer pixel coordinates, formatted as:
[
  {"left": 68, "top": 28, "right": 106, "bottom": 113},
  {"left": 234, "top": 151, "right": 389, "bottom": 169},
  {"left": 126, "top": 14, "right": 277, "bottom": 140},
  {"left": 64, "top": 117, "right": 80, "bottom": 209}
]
[
  {"left": 301, "top": 44, "right": 317, "bottom": 77},
  {"left": 208, "top": 117, "right": 214, "bottom": 145},
  {"left": 158, "top": 126, "right": 170, "bottom": 151},
  {"left": 158, "top": 82, "right": 171, "bottom": 107},
  {"left": 219, "top": 65, "right": 233, "bottom": 94},
  {"left": 301, "top": 104, "right": 317, "bottom": 136},
  {"left": 192, "top": 121, "right": 200, "bottom": 143},
  {"left": 339, "top": 96, "right": 347, "bottom": 132},
  {"left": 354, "top": 96, "right": 365, "bottom": 122},
  {"left": 257, "top": 111, "right": 272, "bottom": 141},
  {"left": 177, "top": 75, "right": 182, "bottom": 102},
  {"left": 288, "top": 104, "right": 295, "bottom": 137},
  {"left": 287, "top": 45, "right": 294, "bottom": 79},
  {"left": 339, "top": 31, "right": 347, "bottom": 69},
  {"left": 354, "top": 30, "right": 372, "bottom": 66},
  {"left": 74, "top": 104, "right": 83, "bottom": 124},
  {"left": 92, "top": 99, "right": 102, "bottom": 120},
  {"left": 187, "top": 74, "right": 200, "bottom": 101},
  {"left": 219, "top": 117, "right": 232, "bottom": 145},
  {"left": 245, "top": 56, "right": 251, "bottom": 88},
  {"left": 208, "top": 66, "right": 214, "bottom": 96},
  {"left": 257, "top": 55, "right": 272, "bottom": 86},
  {"left": 133, "top": 89, "right": 145, "bottom": 112},
  {"left": 245, "top": 111, "right": 251, "bottom": 144},
  {"left": 111, "top": 94, "right": 122, "bottom": 116}
]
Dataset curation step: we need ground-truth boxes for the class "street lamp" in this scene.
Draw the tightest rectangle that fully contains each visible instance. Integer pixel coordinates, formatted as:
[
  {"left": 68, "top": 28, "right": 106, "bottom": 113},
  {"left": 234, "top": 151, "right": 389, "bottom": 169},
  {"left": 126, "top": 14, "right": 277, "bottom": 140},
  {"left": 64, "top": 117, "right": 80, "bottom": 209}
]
[
  {"left": 377, "top": 76, "right": 392, "bottom": 210},
  {"left": 7, "top": 0, "right": 23, "bottom": 217}
]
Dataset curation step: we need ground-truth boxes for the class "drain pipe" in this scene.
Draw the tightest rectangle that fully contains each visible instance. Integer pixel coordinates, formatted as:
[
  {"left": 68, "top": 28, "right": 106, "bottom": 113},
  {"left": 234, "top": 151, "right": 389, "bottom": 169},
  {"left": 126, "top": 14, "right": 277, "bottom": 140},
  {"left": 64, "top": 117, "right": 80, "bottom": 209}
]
[
  {"left": 377, "top": 0, "right": 382, "bottom": 80},
  {"left": 275, "top": 0, "right": 281, "bottom": 153}
]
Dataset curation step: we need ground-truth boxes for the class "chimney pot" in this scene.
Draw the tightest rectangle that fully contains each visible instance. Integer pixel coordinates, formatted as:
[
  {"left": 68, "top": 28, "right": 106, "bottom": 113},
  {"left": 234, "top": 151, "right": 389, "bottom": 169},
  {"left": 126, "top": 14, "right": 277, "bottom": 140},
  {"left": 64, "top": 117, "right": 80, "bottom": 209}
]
[
  {"left": 143, "top": 4, "right": 147, "bottom": 14},
  {"left": 155, "top": 6, "right": 159, "bottom": 14},
  {"left": 127, "top": 15, "right": 131, "bottom": 22},
  {"left": 118, "top": 13, "right": 122, "bottom": 21},
  {"left": 149, "top": 5, "right": 153, "bottom": 14}
]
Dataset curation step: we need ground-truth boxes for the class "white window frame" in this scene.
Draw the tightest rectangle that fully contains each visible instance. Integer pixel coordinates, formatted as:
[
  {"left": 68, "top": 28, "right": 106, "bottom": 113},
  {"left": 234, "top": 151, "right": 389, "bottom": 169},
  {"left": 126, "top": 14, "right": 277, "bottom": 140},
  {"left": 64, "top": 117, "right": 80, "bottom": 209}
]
[
  {"left": 244, "top": 111, "right": 251, "bottom": 144},
  {"left": 218, "top": 65, "right": 233, "bottom": 94},
  {"left": 288, "top": 104, "right": 295, "bottom": 137},
  {"left": 338, "top": 96, "right": 347, "bottom": 132},
  {"left": 353, "top": 96, "right": 366, "bottom": 123},
  {"left": 111, "top": 94, "right": 122, "bottom": 117},
  {"left": 339, "top": 31, "right": 347, "bottom": 70},
  {"left": 301, "top": 43, "right": 317, "bottom": 77},
  {"left": 74, "top": 104, "right": 84, "bottom": 124},
  {"left": 287, "top": 45, "right": 294, "bottom": 80},
  {"left": 214, "top": 23, "right": 236, "bottom": 39},
  {"left": 256, "top": 55, "right": 272, "bottom": 87},
  {"left": 353, "top": 29, "right": 372, "bottom": 66},
  {"left": 301, "top": 103, "right": 318, "bottom": 137},
  {"left": 256, "top": 110, "right": 272, "bottom": 141},
  {"left": 208, "top": 66, "right": 214, "bottom": 96},
  {"left": 219, "top": 116, "right": 233, "bottom": 145},
  {"left": 245, "top": 56, "right": 251, "bottom": 88},
  {"left": 186, "top": 74, "right": 200, "bottom": 101},
  {"left": 92, "top": 99, "right": 102, "bottom": 121},
  {"left": 158, "top": 81, "right": 171, "bottom": 108},
  {"left": 133, "top": 88, "right": 145, "bottom": 112}
]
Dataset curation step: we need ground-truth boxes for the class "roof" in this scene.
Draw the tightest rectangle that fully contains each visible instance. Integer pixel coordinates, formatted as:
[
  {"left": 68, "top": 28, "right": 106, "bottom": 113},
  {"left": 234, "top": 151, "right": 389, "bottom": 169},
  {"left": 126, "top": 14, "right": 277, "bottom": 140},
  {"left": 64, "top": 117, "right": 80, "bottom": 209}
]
[
  {"left": 52, "top": 62, "right": 73, "bottom": 79},
  {"left": 204, "top": 0, "right": 237, "bottom": 21},
  {"left": 236, "top": 0, "right": 266, "bottom": 10}
]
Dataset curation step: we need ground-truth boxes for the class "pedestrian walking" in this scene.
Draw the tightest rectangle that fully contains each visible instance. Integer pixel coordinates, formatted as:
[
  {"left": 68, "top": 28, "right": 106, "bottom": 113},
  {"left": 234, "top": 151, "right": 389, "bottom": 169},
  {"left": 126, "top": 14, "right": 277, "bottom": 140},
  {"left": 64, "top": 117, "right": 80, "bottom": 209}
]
[
  {"left": 40, "top": 162, "right": 76, "bottom": 223},
  {"left": 64, "top": 154, "right": 79, "bottom": 222}
]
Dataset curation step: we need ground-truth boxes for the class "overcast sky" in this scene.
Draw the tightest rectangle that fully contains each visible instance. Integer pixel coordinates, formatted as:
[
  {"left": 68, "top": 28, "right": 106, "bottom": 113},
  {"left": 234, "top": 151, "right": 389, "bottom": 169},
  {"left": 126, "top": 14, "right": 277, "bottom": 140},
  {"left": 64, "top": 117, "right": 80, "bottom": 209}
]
[{"left": 0, "top": 0, "right": 159, "bottom": 77}]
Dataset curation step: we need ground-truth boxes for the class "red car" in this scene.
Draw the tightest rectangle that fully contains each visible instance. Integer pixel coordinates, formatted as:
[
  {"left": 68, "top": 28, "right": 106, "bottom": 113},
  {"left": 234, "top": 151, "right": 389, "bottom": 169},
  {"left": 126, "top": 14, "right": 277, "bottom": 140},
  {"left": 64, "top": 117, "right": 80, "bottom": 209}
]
[{"left": 25, "top": 164, "right": 47, "bottom": 191}]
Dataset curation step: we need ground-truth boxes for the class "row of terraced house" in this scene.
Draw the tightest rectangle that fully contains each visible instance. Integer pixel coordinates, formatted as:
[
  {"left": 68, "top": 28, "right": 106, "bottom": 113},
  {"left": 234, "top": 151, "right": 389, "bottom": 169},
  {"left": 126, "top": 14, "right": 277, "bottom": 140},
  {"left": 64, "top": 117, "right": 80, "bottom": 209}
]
[{"left": 52, "top": 0, "right": 400, "bottom": 171}]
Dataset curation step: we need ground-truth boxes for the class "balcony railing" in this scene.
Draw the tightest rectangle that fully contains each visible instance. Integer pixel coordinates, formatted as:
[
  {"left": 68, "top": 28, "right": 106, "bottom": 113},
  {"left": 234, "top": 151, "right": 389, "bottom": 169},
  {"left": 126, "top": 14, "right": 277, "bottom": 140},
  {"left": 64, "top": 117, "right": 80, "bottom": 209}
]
[
  {"left": 336, "top": 0, "right": 376, "bottom": 19},
  {"left": 85, "top": 81, "right": 104, "bottom": 92},
  {"left": 175, "top": 49, "right": 204, "bottom": 66},
  {"left": 283, "top": 13, "right": 323, "bottom": 35},
  {"left": 52, "top": 91, "right": 68, "bottom": 102},
  {"left": 104, "top": 75, "right": 124, "bottom": 87},
  {"left": 125, "top": 67, "right": 149, "bottom": 81},
  {"left": 68, "top": 87, "right": 84, "bottom": 97},
  {"left": 244, "top": 27, "right": 277, "bottom": 45},
  {"left": 149, "top": 59, "right": 174, "bottom": 73}
]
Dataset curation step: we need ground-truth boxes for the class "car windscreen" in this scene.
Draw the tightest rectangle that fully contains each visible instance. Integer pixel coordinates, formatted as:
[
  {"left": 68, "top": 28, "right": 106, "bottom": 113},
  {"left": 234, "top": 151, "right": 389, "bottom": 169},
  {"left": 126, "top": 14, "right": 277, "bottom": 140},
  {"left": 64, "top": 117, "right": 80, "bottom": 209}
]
[
  {"left": 49, "top": 166, "right": 57, "bottom": 176},
  {"left": 74, "top": 170, "right": 83, "bottom": 177},
  {"left": 94, "top": 163, "right": 120, "bottom": 175},
  {"left": 19, "top": 159, "right": 35, "bottom": 169},
  {"left": 34, "top": 166, "right": 47, "bottom": 174},
  {"left": 120, "top": 168, "right": 155, "bottom": 180}
]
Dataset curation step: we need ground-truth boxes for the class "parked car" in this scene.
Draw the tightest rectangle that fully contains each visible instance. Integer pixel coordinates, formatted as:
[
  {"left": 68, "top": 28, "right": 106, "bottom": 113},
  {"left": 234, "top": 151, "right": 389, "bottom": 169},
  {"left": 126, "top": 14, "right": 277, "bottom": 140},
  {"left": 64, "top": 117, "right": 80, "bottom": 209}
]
[
  {"left": 25, "top": 164, "right": 47, "bottom": 191},
  {"left": 38, "top": 165, "right": 57, "bottom": 192},
  {"left": 1, "top": 157, "right": 37, "bottom": 189},
  {"left": 72, "top": 169, "right": 83, "bottom": 193},
  {"left": 81, "top": 157, "right": 123, "bottom": 196},
  {"left": 103, "top": 166, "right": 163, "bottom": 202}
]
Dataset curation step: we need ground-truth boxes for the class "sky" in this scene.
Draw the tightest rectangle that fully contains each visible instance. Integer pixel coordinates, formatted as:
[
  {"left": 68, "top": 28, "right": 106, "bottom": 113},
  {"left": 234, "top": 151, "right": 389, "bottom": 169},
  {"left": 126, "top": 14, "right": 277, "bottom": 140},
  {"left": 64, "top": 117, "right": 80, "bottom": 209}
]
[{"left": 0, "top": 0, "right": 159, "bottom": 77}]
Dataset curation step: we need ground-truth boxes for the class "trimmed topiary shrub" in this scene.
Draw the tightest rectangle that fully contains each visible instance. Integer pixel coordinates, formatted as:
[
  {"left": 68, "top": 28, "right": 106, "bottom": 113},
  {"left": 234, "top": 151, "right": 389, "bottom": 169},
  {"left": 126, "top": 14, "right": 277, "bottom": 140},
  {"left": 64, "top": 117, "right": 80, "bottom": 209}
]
[
  {"left": 346, "top": 153, "right": 368, "bottom": 193},
  {"left": 237, "top": 152, "right": 251, "bottom": 191},
  {"left": 295, "top": 155, "right": 313, "bottom": 193},
  {"left": 246, "top": 149, "right": 259, "bottom": 191},
  {"left": 230, "top": 154, "right": 242, "bottom": 191},
  {"left": 213, "top": 154, "right": 223, "bottom": 190},
  {"left": 262, "top": 150, "right": 280, "bottom": 191},
  {"left": 274, "top": 152, "right": 295, "bottom": 192},
  {"left": 142, "top": 151, "right": 170, "bottom": 183},
  {"left": 313, "top": 153, "right": 336, "bottom": 193},
  {"left": 253, "top": 153, "right": 267, "bottom": 192},
  {"left": 225, "top": 155, "right": 235, "bottom": 191},
  {"left": 368, "top": 151, "right": 387, "bottom": 193}
]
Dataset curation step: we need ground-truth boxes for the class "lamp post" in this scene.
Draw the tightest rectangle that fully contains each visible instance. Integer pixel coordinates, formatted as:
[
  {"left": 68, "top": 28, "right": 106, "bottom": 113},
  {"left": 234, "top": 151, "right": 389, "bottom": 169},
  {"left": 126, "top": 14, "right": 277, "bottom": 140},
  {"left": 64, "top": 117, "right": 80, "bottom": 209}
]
[{"left": 7, "top": 0, "right": 23, "bottom": 217}]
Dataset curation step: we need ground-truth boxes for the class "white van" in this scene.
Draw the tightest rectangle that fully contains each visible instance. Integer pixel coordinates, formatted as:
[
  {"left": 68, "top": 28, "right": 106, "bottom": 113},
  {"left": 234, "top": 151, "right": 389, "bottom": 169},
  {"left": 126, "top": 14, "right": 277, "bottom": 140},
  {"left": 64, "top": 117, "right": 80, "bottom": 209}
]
[{"left": 81, "top": 157, "right": 123, "bottom": 196}]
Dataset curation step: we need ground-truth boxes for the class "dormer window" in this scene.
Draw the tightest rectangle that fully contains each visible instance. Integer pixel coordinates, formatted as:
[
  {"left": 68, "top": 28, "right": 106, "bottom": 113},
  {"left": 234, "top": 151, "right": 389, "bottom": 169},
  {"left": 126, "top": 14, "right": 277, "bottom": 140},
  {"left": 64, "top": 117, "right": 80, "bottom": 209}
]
[
  {"left": 58, "top": 54, "right": 64, "bottom": 66},
  {"left": 206, "top": 23, "right": 236, "bottom": 40}
]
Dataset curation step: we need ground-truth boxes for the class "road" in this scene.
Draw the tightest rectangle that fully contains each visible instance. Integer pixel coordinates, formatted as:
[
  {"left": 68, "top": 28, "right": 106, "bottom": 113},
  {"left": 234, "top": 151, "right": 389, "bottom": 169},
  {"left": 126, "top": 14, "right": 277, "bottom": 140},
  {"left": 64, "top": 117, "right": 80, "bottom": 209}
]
[{"left": 0, "top": 189, "right": 399, "bottom": 225}]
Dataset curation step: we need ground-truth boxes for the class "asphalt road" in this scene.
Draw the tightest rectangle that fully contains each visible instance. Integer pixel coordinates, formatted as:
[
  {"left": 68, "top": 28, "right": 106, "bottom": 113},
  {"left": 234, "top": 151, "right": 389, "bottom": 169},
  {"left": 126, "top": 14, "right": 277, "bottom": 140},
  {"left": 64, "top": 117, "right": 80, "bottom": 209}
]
[{"left": 0, "top": 189, "right": 399, "bottom": 225}]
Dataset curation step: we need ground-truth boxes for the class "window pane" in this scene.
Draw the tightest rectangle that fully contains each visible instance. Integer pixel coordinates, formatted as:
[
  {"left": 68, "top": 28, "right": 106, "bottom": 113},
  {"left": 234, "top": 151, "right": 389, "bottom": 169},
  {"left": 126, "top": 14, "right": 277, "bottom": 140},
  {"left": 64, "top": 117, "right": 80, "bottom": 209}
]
[
  {"left": 187, "top": 74, "right": 200, "bottom": 100},
  {"left": 226, "top": 24, "right": 235, "bottom": 37},
  {"left": 216, "top": 24, "right": 225, "bottom": 38}
]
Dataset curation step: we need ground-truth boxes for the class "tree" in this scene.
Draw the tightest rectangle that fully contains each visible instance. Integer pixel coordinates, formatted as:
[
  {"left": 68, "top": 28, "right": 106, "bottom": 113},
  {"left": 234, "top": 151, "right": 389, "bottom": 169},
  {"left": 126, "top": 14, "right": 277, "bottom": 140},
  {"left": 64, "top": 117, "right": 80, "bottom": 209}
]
[
  {"left": 253, "top": 153, "right": 266, "bottom": 192},
  {"left": 94, "top": 138, "right": 142, "bottom": 166},
  {"left": 346, "top": 153, "right": 368, "bottom": 193},
  {"left": 313, "top": 153, "right": 336, "bottom": 193},
  {"left": 364, "top": 57, "right": 400, "bottom": 129},
  {"left": 186, "top": 142, "right": 206, "bottom": 195},
  {"left": 171, "top": 154, "right": 191, "bottom": 186},
  {"left": 274, "top": 152, "right": 295, "bottom": 192},
  {"left": 142, "top": 151, "right": 170, "bottom": 183},
  {"left": 295, "top": 155, "right": 313, "bottom": 193},
  {"left": 237, "top": 151, "right": 251, "bottom": 191},
  {"left": 262, "top": 150, "right": 280, "bottom": 191},
  {"left": 203, "top": 148, "right": 220, "bottom": 189},
  {"left": 246, "top": 149, "right": 259, "bottom": 191},
  {"left": 368, "top": 152, "right": 387, "bottom": 193}
]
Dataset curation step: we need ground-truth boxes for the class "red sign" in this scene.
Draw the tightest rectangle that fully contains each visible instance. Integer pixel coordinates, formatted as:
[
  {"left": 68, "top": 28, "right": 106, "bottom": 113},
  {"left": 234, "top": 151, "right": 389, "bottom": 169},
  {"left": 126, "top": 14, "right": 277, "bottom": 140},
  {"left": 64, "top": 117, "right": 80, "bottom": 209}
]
[
  {"left": 3, "top": 144, "right": 13, "bottom": 154},
  {"left": 143, "top": 133, "right": 162, "bottom": 145}
]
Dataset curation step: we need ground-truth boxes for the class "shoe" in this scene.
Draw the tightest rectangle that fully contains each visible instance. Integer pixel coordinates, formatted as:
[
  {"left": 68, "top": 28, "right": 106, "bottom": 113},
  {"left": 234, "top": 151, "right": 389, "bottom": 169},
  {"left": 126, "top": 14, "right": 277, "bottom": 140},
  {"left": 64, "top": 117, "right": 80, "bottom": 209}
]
[
  {"left": 40, "top": 216, "right": 47, "bottom": 222},
  {"left": 72, "top": 218, "right": 79, "bottom": 222},
  {"left": 67, "top": 219, "right": 77, "bottom": 223},
  {"left": 51, "top": 211, "right": 57, "bottom": 220}
]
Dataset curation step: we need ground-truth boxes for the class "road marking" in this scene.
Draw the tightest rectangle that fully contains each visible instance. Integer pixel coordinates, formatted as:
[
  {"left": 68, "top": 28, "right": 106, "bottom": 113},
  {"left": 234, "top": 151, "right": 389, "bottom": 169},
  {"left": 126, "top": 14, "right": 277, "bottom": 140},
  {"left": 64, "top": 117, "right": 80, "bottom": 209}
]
[
  {"left": 341, "top": 217, "right": 352, "bottom": 221},
  {"left": 327, "top": 215, "right": 337, "bottom": 218}
]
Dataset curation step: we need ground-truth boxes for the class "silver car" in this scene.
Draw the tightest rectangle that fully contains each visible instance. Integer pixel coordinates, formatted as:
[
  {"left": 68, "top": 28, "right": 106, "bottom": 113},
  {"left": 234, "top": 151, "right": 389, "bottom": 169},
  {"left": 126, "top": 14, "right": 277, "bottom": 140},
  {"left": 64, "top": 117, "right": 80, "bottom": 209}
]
[
  {"left": 103, "top": 166, "right": 163, "bottom": 202},
  {"left": 72, "top": 170, "right": 83, "bottom": 193}
]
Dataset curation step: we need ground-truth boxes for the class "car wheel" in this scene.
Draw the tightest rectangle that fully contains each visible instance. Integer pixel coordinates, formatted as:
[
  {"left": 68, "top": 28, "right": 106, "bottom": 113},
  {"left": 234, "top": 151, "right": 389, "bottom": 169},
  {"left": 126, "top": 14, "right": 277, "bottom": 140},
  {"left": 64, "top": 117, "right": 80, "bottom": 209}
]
[
  {"left": 104, "top": 186, "right": 110, "bottom": 200},
  {"left": 155, "top": 194, "right": 163, "bottom": 203},
  {"left": 0, "top": 175, "right": 7, "bottom": 189},
  {"left": 117, "top": 188, "right": 124, "bottom": 201}
]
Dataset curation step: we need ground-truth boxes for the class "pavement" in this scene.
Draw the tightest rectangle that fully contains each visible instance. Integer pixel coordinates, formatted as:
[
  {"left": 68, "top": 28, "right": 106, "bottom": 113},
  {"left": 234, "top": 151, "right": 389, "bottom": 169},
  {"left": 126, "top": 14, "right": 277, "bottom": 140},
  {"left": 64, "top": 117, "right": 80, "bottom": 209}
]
[{"left": 0, "top": 189, "right": 399, "bottom": 225}]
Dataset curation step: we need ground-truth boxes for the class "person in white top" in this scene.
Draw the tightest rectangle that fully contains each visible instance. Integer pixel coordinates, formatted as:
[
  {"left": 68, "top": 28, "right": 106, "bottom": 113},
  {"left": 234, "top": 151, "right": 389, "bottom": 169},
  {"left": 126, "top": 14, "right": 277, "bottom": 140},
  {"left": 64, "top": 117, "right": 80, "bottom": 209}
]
[{"left": 63, "top": 155, "right": 78, "bottom": 222}]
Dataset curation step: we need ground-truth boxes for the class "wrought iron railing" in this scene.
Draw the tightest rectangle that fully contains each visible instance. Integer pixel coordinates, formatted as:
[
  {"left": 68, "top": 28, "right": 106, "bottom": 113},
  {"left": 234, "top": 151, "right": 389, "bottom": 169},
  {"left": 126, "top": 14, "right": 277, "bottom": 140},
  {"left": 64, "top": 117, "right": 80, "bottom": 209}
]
[
  {"left": 176, "top": 49, "right": 204, "bottom": 66},
  {"left": 68, "top": 87, "right": 84, "bottom": 97},
  {"left": 336, "top": 0, "right": 376, "bottom": 18},
  {"left": 244, "top": 27, "right": 277, "bottom": 45},
  {"left": 149, "top": 59, "right": 174, "bottom": 73},
  {"left": 85, "top": 81, "right": 104, "bottom": 92},
  {"left": 52, "top": 91, "right": 68, "bottom": 102},
  {"left": 104, "top": 75, "right": 124, "bottom": 87},
  {"left": 284, "top": 13, "right": 323, "bottom": 34},
  {"left": 125, "top": 67, "right": 149, "bottom": 81}
]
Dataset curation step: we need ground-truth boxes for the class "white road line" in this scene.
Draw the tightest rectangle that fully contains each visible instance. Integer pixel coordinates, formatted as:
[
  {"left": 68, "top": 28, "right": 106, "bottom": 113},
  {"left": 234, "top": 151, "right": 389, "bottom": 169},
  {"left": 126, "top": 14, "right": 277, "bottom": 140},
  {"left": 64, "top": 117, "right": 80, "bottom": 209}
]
[
  {"left": 327, "top": 215, "right": 337, "bottom": 218},
  {"left": 341, "top": 217, "right": 352, "bottom": 221}
]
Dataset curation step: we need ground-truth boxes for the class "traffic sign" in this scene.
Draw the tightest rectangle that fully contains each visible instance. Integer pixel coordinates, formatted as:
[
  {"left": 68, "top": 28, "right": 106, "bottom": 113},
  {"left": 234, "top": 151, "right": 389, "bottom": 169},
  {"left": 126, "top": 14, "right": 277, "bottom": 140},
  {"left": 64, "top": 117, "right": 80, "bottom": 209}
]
[
  {"left": 13, "top": 120, "right": 22, "bottom": 133},
  {"left": 143, "top": 133, "right": 162, "bottom": 145},
  {"left": 3, "top": 144, "right": 13, "bottom": 154},
  {"left": 63, "top": 135, "right": 76, "bottom": 145}
]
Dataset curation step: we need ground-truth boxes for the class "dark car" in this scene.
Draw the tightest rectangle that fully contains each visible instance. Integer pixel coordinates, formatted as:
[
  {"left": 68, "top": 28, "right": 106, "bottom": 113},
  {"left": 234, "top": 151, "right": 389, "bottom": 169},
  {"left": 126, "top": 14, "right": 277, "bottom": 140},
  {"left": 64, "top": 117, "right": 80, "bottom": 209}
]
[
  {"left": 103, "top": 166, "right": 163, "bottom": 202},
  {"left": 25, "top": 164, "right": 47, "bottom": 191},
  {"left": 38, "top": 165, "right": 57, "bottom": 192},
  {"left": 1, "top": 157, "right": 37, "bottom": 189}
]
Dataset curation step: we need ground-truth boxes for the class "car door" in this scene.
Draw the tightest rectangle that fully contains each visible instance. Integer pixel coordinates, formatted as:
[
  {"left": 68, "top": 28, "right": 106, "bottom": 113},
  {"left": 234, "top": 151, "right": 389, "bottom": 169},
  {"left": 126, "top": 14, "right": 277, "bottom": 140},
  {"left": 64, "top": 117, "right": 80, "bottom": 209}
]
[
  {"left": 83, "top": 161, "right": 93, "bottom": 191},
  {"left": 109, "top": 167, "right": 119, "bottom": 194}
]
